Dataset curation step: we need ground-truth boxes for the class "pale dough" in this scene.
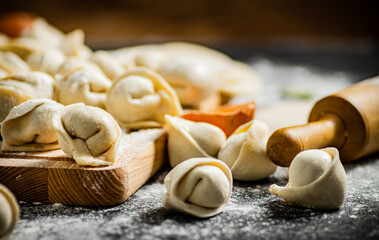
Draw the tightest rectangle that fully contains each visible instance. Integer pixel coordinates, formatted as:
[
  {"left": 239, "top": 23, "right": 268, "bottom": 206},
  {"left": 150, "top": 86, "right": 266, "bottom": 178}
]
[
  {"left": 1, "top": 99, "right": 63, "bottom": 151},
  {"left": 165, "top": 115, "right": 226, "bottom": 167},
  {"left": 106, "top": 67, "right": 182, "bottom": 129},
  {"left": 53, "top": 103, "right": 121, "bottom": 166},
  {"left": 269, "top": 147, "right": 347, "bottom": 209},
  {"left": 163, "top": 157, "right": 232, "bottom": 218},
  {"left": 218, "top": 120, "right": 277, "bottom": 181}
]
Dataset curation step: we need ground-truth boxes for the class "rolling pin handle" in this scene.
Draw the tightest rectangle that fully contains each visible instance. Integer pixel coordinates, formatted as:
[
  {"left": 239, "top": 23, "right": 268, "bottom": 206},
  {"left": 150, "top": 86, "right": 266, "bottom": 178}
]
[{"left": 266, "top": 113, "right": 346, "bottom": 167}]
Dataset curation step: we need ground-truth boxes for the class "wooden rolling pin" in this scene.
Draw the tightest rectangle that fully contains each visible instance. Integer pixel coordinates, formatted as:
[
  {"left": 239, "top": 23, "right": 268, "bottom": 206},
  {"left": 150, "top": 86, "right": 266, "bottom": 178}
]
[{"left": 267, "top": 76, "right": 379, "bottom": 167}]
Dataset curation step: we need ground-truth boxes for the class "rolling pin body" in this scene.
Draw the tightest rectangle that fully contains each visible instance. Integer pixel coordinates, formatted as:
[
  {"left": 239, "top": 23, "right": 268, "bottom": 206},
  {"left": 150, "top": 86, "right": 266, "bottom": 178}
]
[{"left": 267, "top": 76, "right": 379, "bottom": 167}]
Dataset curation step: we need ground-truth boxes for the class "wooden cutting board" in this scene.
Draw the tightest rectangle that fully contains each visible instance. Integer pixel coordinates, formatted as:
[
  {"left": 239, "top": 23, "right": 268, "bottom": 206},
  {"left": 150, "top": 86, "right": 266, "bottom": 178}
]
[{"left": 0, "top": 129, "right": 167, "bottom": 206}]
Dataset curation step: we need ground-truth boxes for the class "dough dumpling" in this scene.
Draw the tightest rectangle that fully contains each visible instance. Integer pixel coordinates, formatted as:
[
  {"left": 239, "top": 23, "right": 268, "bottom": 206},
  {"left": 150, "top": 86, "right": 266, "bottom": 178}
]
[
  {"left": 163, "top": 157, "right": 232, "bottom": 218},
  {"left": 269, "top": 148, "right": 347, "bottom": 209},
  {"left": 218, "top": 120, "right": 277, "bottom": 181},
  {"left": 56, "top": 66, "right": 111, "bottom": 109},
  {"left": 106, "top": 67, "right": 182, "bottom": 129},
  {"left": 165, "top": 115, "right": 226, "bottom": 167},
  {"left": 26, "top": 48, "right": 66, "bottom": 75},
  {"left": 0, "top": 86, "right": 31, "bottom": 123},
  {"left": 1, "top": 99, "right": 63, "bottom": 151},
  {"left": 0, "top": 184, "right": 19, "bottom": 239},
  {"left": 91, "top": 50, "right": 125, "bottom": 80},
  {"left": 53, "top": 103, "right": 121, "bottom": 166},
  {"left": 0, "top": 51, "right": 30, "bottom": 76},
  {"left": 0, "top": 71, "right": 55, "bottom": 99},
  {"left": 109, "top": 42, "right": 262, "bottom": 108}
]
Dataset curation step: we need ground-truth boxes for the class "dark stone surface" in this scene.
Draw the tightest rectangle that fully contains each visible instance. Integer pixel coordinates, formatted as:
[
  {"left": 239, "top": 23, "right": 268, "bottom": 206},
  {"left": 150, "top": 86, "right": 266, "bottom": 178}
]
[{"left": 7, "top": 47, "right": 379, "bottom": 240}]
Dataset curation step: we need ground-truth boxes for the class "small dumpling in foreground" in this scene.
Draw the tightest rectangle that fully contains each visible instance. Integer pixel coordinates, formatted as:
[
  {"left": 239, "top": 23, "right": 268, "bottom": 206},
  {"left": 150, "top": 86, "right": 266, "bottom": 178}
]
[
  {"left": 218, "top": 120, "right": 277, "bottom": 181},
  {"left": 0, "top": 71, "right": 55, "bottom": 99},
  {"left": 269, "top": 148, "right": 347, "bottom": 209},
  {"left": 163, "top": 157, "right": 232, "bottom": 218},
  {"left": 106, "top": 67, "right": 182, "bottom": 129},
  {"left": 1, "top": 99, "right": 63, "bottom": 151},
  {"left": 53, "top": 103, "right": 121, "bottom": 166},
  {"left": 165, "top": 115, "right": 226, "bottom": 167}
]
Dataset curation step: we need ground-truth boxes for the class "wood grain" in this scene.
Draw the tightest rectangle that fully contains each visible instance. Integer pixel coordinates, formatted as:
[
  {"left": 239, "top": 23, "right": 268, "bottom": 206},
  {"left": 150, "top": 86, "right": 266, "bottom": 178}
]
[{"left": 0, "top": 129, "right": 167, "bottom": 206}]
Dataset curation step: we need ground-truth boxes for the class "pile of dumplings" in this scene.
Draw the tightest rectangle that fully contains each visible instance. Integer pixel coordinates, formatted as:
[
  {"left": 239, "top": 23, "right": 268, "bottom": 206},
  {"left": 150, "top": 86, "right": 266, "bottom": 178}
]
[
  {"left": 0, "top": 15, "right": 347, "bottom": 219},
  {"left": 0, "top": 15, "right": 261, "bottom": 166}
]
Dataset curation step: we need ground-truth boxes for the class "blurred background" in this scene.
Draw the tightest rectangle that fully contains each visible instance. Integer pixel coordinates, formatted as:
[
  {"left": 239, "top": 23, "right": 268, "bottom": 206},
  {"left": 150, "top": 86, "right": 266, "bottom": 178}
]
[{"left": 1, "top": 0, "right": 378, "bottom": 101}]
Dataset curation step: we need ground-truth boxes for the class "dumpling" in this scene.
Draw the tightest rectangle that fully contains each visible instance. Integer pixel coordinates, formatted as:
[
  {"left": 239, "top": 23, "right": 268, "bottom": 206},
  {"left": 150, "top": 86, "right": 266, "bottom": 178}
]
[
  {"left": 0, "top": 38, "right": 43, "bottom": 59},
  {"left": 0, "top": 71, "right": 55, "bottom": 99},
  {"left": 163, "top": 157, "right": 232, "bottom": 218},
  {"left": 0, "top": 86, "right": 31, "bottom": 123},
  {"left": 1, "top": 99, "right": 63, "bottom": 151},
  {"left": 157, "top": 55, "right": 223, "bottom": 109},
  {"left": 55, "top": 66, "right": 111, "bottom": 109},
  {"left": 0, "top": 184, "right": 19, "bottom": 239},
  {"left": 60, "top": 29, "right": 92, "bottom": 59},
  {"left": 55, "top": 57, "right": 97, "bottom": 77},
  {"left": 165, "top": 115, "right": 226, "bottom": 167},
  {"left": 218, "top": 120, "right": 277, "bottom": 181},
  {"left": 26, "top": 47, "right": 66, "bottom": 75},
  {"left": 106, "top": 67, "right": 182, "bottom": 129},
  {"left": 0, "top": 51, "right": 30, "bottom": 76},
  {"left": 269, "top": 148, "right": 347, "bottom": 209},
  {"left": 109, "top": 42, "right": 262, "bottom": 109},
  {"left": 91, "top": 50, "right": 125, "bottom": 80},
  {"left": 53, "top": 103, "right": 121, "bottom": 166}
]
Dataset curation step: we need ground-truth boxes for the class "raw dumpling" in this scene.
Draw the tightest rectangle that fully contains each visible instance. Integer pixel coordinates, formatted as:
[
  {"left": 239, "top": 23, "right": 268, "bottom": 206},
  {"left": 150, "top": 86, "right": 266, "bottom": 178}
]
[
  {"left": 163, "top": 157, "right": 232, "bottom": 218},
  {"left": 26, "top": 47, "right": 66, "bottom": 75},
  {"left": 165, "top": 115, "right": 226, "bottom": 167},
  {"left": 56, "top": 66, "right": 111, "bottom": 109},
  {"left": 60, "top": 29, "right": 92, "bottom": 59},
  {"left": 0, "top": 38, "right": 43, "bottom": 59},
  {"left": 269, "top": 148, "right": 347, "bottom": 209},
  {"left": 106, "top": 67, "right": 182, "bottom": 129},
  {"left": 0, "top": 51, "right": 30, "bottom": 76},
  {"left": 1, "top": 99, "right": 63, "bottom": 151},
  {"left": 218, "top": 120, "right": 277, "bottom": 181},
  {"left": 109, "top": 42, "right": 262, "bottom": 109},
  {"left": 0, "top": 184, "right": 19, "bottom": 239},
  {"left": 0, "top": 86, "right": 31, "bottom": 123},
  {"left": 53, "top": 103, "right": 121, "bottom": 166},
  {"left": 91, "top": 50, "right": 125, "bottom": 80},
  {"left": 0, "top": 71, "right": 55, "bottom": 99}
]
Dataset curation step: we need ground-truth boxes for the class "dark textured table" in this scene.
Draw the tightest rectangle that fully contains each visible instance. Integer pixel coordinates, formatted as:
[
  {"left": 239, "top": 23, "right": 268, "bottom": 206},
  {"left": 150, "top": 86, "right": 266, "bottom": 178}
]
[{"left": 7, "top": 44, "right": 379, "bottom": 240}]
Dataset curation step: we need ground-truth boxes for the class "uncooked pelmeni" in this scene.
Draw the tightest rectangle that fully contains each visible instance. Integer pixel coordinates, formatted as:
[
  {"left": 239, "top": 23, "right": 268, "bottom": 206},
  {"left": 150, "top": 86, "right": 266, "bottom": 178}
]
[
  {"left": 218, "top": 120, "right": 277, "bottom": 181},
  {"left": 1, "top": 99, "right": 63, "bottom": 151},
  {"left": 163, "top": 157, "right": 232, "bottom": 218},
  {"left": 0, "top": 51, "right": 30, "bottom": 75},
  {"left": 106, "top": 67, "right": 182, "bottom": 129},
  {"left": 91, "top": 50, "right": 125, "bottom": 80},
  {"left": 0, "top": 184, "right": 19, "bottom": 239},
  {"left": 165, "top": 115, "right": 226, "bottom": 167},
  {"left": 60, "top": 29, "right": 92, "bottom": 59},
  {"left": 0, "top": 38, "right": 43, "bottom": 59},
  {"left": 26, "top": 47, "right": 66, "bottom": 75},
  {"left": 109, "top": 42, "right": 262, "bottom": 109},
  {"left": 56, "top": 66, "right": 111, "bottom": 109},
  {"left": 53, "top": 103, "right": 121, "bottom": 166},
  {"left": 0, "top": 86, "right": 31, "bottom": 123},
  {"left": 269, "top": 148, "right": 347, "bottom": 209},
  {"left": 0, "top": 71, "right": 55, "bottom": 99}
]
